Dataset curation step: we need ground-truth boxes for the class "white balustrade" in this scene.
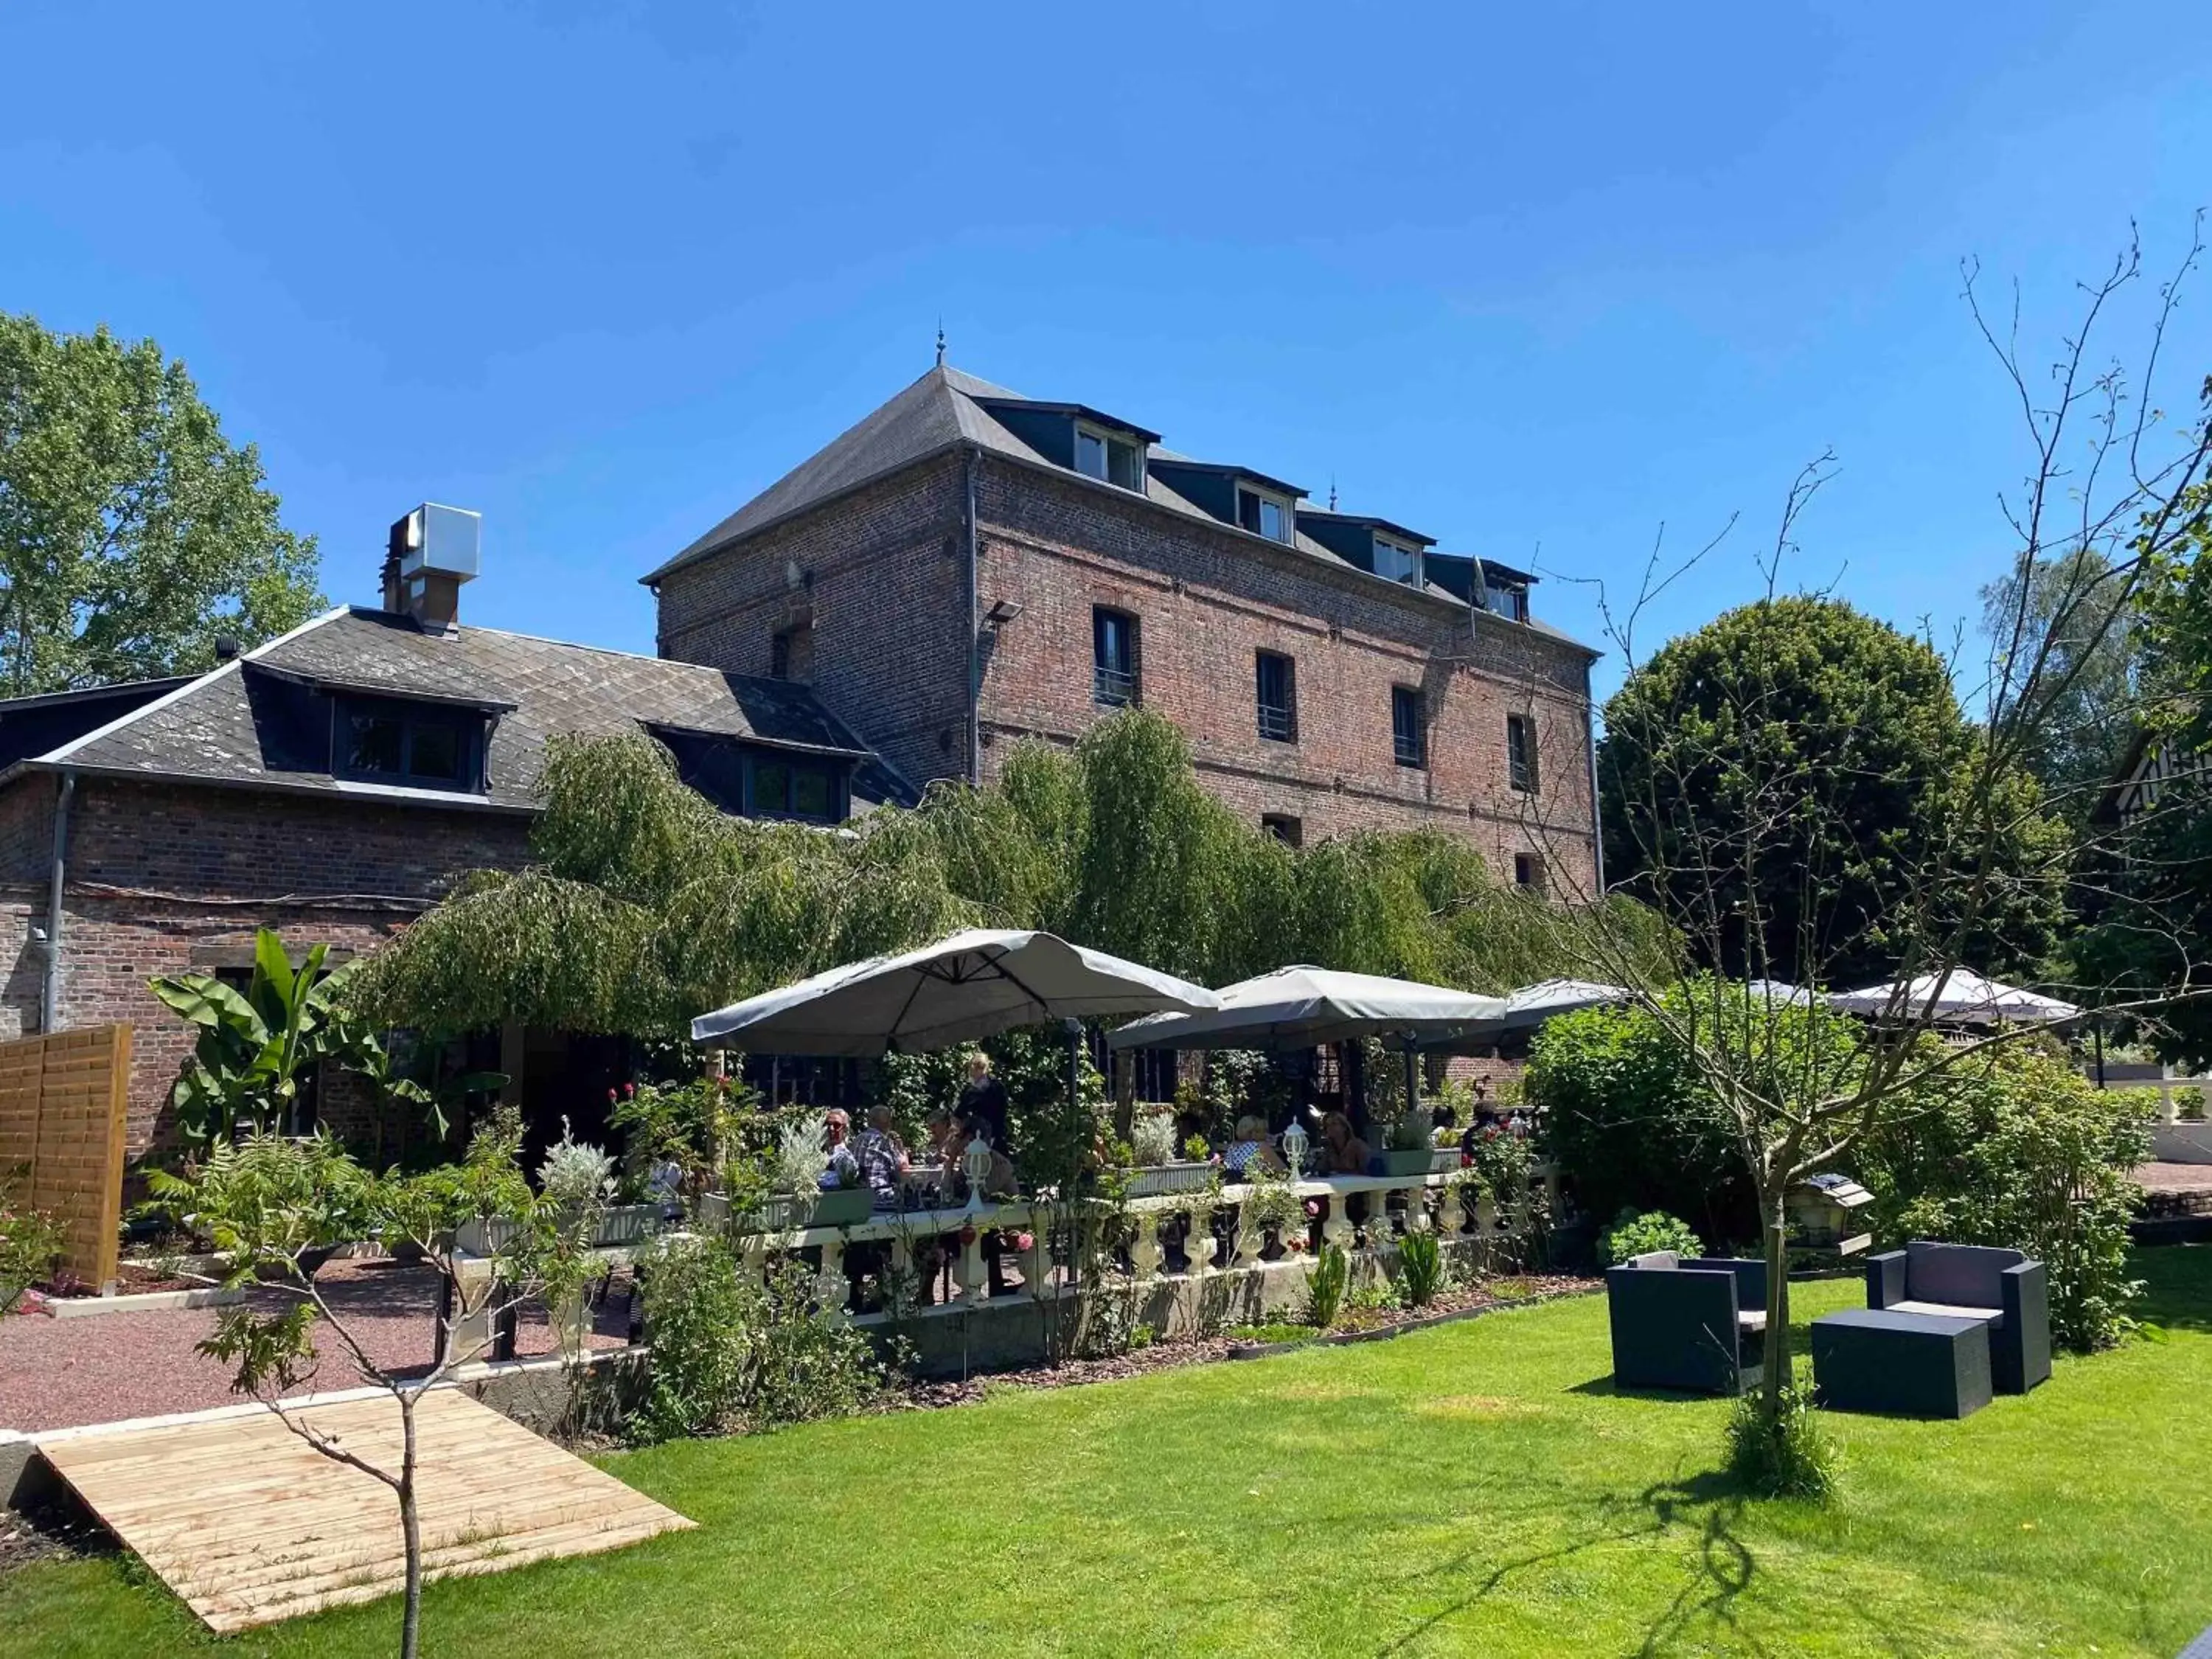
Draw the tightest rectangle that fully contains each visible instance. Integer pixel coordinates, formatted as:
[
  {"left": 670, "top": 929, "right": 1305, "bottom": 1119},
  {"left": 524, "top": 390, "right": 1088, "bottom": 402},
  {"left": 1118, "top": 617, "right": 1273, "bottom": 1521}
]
[{"left": 698, "top": 1164, "right": 1556, "bottom": 1324}]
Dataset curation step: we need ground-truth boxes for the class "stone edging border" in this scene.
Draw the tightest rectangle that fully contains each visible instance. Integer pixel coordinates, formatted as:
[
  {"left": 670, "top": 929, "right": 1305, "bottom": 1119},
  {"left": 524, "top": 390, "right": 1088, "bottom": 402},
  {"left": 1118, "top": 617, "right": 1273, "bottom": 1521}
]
[
  {"left": 41, "top": 1287, "right": 248, "bottom": 1319},
  {"left": 1222, "top": 1284, "right": 1601, "bottom": 1360}
]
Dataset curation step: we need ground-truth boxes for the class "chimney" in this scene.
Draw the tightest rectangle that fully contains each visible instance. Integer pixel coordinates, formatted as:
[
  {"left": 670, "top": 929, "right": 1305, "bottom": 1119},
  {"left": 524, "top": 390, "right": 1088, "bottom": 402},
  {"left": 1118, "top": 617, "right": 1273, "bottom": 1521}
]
[{"left": 386, "top": 504, "right": 481, "bottom": 632}]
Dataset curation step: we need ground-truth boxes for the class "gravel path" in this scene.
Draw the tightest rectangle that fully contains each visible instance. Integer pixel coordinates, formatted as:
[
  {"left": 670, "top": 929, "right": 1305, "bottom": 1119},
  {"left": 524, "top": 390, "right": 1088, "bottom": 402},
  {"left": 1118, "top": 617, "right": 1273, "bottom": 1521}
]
[{"left": 0, "top": 1259, "right": 633, "bottom": 1435}]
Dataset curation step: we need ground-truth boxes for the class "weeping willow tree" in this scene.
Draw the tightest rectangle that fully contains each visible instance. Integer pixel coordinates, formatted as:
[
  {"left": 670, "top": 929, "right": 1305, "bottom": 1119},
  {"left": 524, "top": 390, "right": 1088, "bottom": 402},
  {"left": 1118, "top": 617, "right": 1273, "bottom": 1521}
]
[{"left": 352, "top": 709, "right": 1664, "bottom": 1037}]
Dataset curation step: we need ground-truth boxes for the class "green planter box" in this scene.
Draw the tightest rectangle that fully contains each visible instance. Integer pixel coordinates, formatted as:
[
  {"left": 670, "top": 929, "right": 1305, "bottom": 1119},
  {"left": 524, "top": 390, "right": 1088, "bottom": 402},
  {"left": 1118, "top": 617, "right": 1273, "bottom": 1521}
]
[
  {"left": 1375, "top": 1149, "right": 1437, "bottom": 1177},
  {"left": 809, "top": 1186, "right": 876, "bottom": 1227}
]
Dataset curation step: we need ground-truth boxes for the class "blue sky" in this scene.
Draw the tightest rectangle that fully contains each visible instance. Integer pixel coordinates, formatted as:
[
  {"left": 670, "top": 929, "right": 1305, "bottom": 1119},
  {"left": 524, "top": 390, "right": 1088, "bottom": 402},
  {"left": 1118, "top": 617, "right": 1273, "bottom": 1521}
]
[{"left": 4, "top": 2, "right": 2208, "bottom": 701}]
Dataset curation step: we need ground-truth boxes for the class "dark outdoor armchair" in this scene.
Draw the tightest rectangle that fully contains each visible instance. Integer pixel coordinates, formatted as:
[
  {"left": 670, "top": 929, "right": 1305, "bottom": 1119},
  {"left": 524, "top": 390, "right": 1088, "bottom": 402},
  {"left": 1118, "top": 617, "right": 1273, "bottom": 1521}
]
[
  {"left": 1605, "top": 1251, "right": 1769, "bottom": 1397},
  {"left": 1865, "top": 1240, "right": 2050, "bottom": 1394}
]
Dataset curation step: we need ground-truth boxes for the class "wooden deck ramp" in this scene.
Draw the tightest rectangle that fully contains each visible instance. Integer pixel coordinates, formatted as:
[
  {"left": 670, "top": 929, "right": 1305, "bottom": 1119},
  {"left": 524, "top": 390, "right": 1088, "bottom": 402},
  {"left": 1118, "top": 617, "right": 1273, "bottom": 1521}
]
[{"left": 38, "top": 1388, "right": 693, "bottom": 1632}]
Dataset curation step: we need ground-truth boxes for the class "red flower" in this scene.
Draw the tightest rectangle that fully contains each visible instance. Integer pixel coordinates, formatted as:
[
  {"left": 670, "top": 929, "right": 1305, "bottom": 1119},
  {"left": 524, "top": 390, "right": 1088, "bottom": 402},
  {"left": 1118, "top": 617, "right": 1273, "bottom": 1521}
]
[
  {"left": 606, "top": 1088, "right": 618, "bottom": 1104},
  {"left": 624, "top": 1082, "right": 636, "bottom": 1098},
  {"left": 959, "top": 1224, "right": 978, "bottom": 1246},
  {"left": 1015, "top": 1231, "right": 1035, "bottom": 1251}
]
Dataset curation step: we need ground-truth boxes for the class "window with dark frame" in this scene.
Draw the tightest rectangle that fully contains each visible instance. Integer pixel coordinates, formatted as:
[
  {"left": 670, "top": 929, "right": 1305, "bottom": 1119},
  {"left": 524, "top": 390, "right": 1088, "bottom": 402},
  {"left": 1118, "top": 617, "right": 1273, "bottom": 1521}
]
[
  {"left": 1514, "top": 852, "right": 1545, "bottom": 894},
  {"left": 1507, "top": 712, "right": 1538, "bottom": 793},
  {"left": 1260, "top": 812, "right": 1303, "bottom": 848},
  {"left": 1392, "top": 686, "right": 1425, "bottom": 768},
  {"left": 1093, "top": 606, "right": 1138, "bottom": 706},
  {"left": 1075, "top": 425, "right": 1146, "bottom": 491},
  {"left": 1255, "top": 650, "right": 1296, "bottom": 742},
  {"left": 748, "top": 754, "right": 843, "bottom": 823},
  {"left": 1133, "top": 1046, "right": 1178, "bottom": 1103},
  {"left": 337, "top": 697, "right": 485, "bottom": 792},
  {"left": 1482, "top": 575, "right": 1529, "bottom": 622},
  {"left": 1237, "top": 486, "right": 1292, "bottom": 543}
]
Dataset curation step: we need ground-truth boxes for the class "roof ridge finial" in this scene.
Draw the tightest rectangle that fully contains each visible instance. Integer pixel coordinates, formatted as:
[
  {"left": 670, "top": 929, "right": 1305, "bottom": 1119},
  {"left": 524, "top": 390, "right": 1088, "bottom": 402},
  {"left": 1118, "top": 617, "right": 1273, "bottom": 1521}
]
[
  {"left": 935, "top": 319, "right": 946, "bottom": 369},
  {"left": 1328, "top": 473, "right": 1338, "bottom": 512}
]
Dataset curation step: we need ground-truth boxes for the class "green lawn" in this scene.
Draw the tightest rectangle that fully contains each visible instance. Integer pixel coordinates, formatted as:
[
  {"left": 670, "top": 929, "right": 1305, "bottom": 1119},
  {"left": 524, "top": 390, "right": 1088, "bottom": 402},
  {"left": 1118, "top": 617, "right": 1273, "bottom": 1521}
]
[{"left": 9, "top": 1251, "right": 2211, "bottom": 1658}]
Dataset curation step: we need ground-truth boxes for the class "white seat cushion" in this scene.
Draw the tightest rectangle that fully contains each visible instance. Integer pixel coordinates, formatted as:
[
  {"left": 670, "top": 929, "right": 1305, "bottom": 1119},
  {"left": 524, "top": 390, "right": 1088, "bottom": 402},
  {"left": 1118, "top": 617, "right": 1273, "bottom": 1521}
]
[{"left": 1891, "top": 1298, "right": 2005, "bottom": 1329}]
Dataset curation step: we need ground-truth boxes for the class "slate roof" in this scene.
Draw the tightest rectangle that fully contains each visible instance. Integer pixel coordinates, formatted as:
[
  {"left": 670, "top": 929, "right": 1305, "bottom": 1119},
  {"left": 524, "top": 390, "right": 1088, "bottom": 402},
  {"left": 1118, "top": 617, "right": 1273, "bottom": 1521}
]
[
  {"left": 18, "top": 608, "right": 914, "bottom": 813},
  {"left": 646, "top": 364, "right": 1599, "bottom": 659}
]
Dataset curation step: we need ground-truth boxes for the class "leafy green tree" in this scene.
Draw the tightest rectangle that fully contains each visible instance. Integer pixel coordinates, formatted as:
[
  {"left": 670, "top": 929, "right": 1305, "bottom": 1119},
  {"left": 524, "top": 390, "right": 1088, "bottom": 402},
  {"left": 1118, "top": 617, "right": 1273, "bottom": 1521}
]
[
  {"left": 352, "top": 711, "right": 1662, "bottom": 1040},
  {"left": 1980, "top": 548, "right": 2141, "bottom": 822},
  {"left": 2077, "top": 481, "right": 2212, "bottom": 1064},
  {"left": 0, "top": 313, "right": 323, "bottom": 693},
  {"left": 1599, "top": 595, "right": 2068, "bottom": 990}
]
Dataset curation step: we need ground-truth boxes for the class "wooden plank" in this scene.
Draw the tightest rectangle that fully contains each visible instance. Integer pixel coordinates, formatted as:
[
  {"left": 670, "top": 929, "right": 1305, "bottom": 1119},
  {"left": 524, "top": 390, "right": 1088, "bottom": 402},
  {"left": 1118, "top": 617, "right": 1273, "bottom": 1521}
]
[{"left": 38, "top": 1391, "right": 692, "bottom": 1632}]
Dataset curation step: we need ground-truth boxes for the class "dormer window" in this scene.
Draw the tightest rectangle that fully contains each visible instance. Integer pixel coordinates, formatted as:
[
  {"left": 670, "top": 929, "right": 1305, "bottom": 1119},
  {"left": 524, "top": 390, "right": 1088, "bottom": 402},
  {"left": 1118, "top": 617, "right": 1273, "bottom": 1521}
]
[
  {"left": 1075, "top": 423, "right": 1146, "bottom": 491},
  {"left": 1374, "top": 535, "right": 1423, "bottom": 587},
  {"left": 337, "top": 695, "right": 487, "bottom": 792},
  {"left": 1482, "top": 573, "right": 1529, "bottom": 622},
  {"left": 1237, "top": 485, "right": 1294, "bottom": 544}
]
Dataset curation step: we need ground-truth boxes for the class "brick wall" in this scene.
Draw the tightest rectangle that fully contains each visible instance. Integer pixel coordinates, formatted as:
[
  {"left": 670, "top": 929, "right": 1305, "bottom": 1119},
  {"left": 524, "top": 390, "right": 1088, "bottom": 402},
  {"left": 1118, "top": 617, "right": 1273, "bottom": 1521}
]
[
  {"left": 33, "top": 777, "right": 535, "bottom": 1157},
  {"left": 652, "top": 453, "right": 972, "bottom": 792},
  {"left": 655, "top": 449, "right": 1596, "bottom": 891},
  {"left": 969, "top": 458, "right": 1595, "bottom": 889},
  {"left": 0, "top": 778, "right": 56, "bottom": 1043}
]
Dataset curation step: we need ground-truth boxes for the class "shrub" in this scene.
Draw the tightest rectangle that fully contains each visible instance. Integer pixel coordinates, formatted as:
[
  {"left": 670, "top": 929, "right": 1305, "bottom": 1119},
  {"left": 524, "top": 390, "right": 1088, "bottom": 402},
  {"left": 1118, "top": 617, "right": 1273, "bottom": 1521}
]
[
  {"left": 633, "top": 1236, "right": 895, "bottom": 1444},
  {"left": 1725, "top": 1387, "right": 1836, "bottom": 1501},
  {"left": 538, "top": 1121, "right": 615, "bottom": 1217},
  {"left": 1397, "top": 1230, "right": 1444, "bottom": 1307},
  {"left": 775, "top": 1110, "right": 829, "bottom": 1194},
  {"left": 1601, "top": 1208, "right": 1703, "bottom": 1265},
  {"left": 633, "top": 1233, "right": 752, "bottom": 1442},
  {"left": 1857, "top": 1043, "right": 2152, "bottom": 1351},
  {"left": 1305, "top": 1242, "right": 1349, "bottom": 1327},
  {"left": 1, "top": 1185, "right": 61, "bottom": 1314},
  {"left": 1526, "top": 1002, "right": 1757, "bottom": 1243},
  {"left": 1130, "top": 1108, "right": 1178, "bottom": 1165}
]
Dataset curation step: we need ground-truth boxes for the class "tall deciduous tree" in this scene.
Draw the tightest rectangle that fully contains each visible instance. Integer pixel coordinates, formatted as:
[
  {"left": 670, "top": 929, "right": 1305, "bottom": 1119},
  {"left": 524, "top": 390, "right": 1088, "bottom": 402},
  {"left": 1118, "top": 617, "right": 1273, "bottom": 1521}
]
[
  {"left": 0, "top": 313, "right": 323, "bottom": 694},
  {"left": 1978, "top": 547, "right": 2141, "bottom": 822},
  {"left": 1599, "top": 594, "right": 2069, "bottom": 990},
  {"left": 1509, "top": 225, "right": 2212, "bottom": 1466}
]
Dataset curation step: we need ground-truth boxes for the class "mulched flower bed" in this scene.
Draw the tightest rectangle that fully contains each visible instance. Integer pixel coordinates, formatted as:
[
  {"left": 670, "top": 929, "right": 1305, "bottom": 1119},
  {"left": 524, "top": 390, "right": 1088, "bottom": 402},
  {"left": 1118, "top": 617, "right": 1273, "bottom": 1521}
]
[
  {"left": 896, "top": 1273, "right": 1597, "bottom": 1409},
  {"left": 32, "top": 1262, "right": 207, "bottom": 1299}
]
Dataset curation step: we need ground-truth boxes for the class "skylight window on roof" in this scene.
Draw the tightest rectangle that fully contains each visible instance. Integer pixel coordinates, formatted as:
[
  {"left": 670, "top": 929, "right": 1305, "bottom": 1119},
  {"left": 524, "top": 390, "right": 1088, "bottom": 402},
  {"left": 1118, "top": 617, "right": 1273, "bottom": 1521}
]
[
  {"left": 1237, "top": 486, "right": 1293, "bottom": 544},
  {"left": 1075, "top": 422, "right": 1146, "bottom": 492},
  {"left": 1374, "top": 535, "right": 1423, "bottom": 587}
]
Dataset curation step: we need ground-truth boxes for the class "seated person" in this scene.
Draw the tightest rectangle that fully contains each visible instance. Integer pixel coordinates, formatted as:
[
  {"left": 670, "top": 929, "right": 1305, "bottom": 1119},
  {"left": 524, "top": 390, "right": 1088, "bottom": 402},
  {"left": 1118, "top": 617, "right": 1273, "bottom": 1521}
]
[
  {"left": 1222, "top": 1114, "right": 1287, "bottom": 1178},
  {"left": 1318, "top": 1110, "right": 1372, "bottom": 1175},
  {"left": 852, "top": 1105, "right": 910, "bottom": 1209},
  {"left": 820, "top": 1107, "right": 861, "bottom": 1191}
]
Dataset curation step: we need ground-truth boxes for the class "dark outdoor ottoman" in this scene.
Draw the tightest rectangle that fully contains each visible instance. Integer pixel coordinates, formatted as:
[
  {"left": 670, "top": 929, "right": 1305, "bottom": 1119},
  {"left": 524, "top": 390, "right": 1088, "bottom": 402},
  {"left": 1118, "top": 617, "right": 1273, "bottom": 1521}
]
[{"left": 1811, "top": 1309, "right": 1992, "bottom": 1419}]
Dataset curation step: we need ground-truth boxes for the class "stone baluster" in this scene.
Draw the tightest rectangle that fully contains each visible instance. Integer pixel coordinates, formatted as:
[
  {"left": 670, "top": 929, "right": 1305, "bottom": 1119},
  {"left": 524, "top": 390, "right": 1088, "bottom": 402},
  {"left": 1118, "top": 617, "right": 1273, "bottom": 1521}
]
[
  {"left": 1364, "top": 1187, "right": 1394, "bottom": 1251},
  {"left": 1022, "top": 1208, "right": 1054, "bottom": 1299},
  {"left": 1131, "top": 1210, "right": 1164, "bottom": 1280},
  {"left": 817, "top": 1236, "right": 849, "bottom": 1319},
  {"left": 1320, "top": 1193, "right": 1355, "bottom": 1259},
  {"left": 1405, "top": 1180, "right": 1434, "bottom": 1235},
  {"left": 959, "top": 1222, "right": 989, "bottom": 1306},
  {"left": 1233, "top": 1199, "right": 1265, "bottom": 1270},
  {"left": 1184, "top": 1203, "right": 1212, "bottom": 1280},
  {"left": 888, "top": 1232, "right": 916, "bottom": 1312}
]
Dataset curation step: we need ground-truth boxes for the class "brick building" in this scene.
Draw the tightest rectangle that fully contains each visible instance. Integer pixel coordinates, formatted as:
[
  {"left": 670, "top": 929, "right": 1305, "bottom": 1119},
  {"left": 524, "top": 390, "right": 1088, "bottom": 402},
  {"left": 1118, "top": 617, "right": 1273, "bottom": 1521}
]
[
  {"left": 0, "top": 526, "right": 908, "bottom": 1159},
  {"left": 647, "top": 363, "right": 1601, "bottom": 891}
]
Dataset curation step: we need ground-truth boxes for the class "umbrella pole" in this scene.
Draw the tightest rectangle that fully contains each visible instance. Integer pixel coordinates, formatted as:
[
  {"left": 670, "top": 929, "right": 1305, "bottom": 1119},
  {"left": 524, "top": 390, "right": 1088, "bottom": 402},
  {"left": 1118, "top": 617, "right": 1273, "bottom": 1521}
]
[{"left": 1402, "top": 1036, "right": 1419, "bottom": 1126}]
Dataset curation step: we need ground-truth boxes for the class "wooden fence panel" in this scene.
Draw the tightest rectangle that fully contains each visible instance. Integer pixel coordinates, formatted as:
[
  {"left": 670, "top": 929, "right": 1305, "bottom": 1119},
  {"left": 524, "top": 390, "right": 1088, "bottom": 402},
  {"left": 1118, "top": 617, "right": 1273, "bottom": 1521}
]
[{"left": 0, "top": 1024, "right": 131, "bottom": 1288}]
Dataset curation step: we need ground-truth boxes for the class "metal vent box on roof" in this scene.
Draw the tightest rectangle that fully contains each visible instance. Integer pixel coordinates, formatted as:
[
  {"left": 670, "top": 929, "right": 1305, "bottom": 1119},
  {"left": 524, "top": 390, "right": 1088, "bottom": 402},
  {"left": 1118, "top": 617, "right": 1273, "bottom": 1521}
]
[{"left": 397, "top": 504, "right": 481, "bottom": 580}]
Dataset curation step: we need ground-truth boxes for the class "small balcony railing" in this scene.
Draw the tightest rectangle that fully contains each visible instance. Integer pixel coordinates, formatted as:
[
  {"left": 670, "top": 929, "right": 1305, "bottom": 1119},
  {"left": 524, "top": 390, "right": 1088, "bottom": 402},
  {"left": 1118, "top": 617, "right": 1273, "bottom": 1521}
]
[
  {"left": 1093, "top": 666, "right": 1137, "bottom": 707},
  {"left": 1258, "top": 702, "right": 1295, "bottom": 742}
]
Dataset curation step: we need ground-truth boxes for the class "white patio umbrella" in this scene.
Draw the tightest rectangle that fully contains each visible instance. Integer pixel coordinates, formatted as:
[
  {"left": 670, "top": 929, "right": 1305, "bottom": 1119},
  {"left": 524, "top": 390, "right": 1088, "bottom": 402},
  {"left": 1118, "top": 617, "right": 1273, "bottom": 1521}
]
[
  {"left": 689, "top": 928, "right": 1219, "bottom": 1055},
  {"left": 1461, "top": 977, "right": 1634, "bottom": 1040},
  {"left": 1826, "top": 969, "right": 2081, "bottom": 1026},
  {"left": 1105, "top": 965, "right": 1508, "bottom": 1052},
  {"left": 1108, "top": 965, "right": 1509, "bottom": 1129}
]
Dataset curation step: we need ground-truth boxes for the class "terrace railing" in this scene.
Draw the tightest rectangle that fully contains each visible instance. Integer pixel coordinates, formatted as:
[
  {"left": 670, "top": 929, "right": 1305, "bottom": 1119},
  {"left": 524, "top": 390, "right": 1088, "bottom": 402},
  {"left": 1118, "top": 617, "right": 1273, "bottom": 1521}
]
[{"left": 700, "top": 1164, "right": 1559, "bottom": 1325}]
